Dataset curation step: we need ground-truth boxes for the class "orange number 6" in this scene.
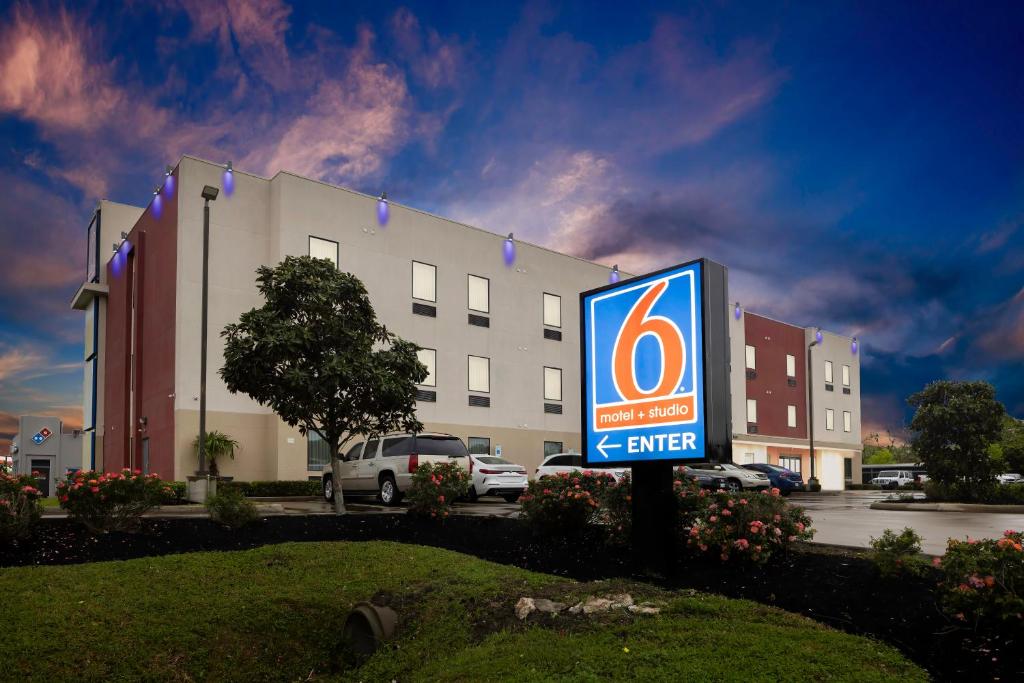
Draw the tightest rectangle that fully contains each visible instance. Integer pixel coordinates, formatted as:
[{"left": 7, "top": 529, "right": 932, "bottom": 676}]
[{"left": 611, "top": 281, "right": 686, "bottom": 400}]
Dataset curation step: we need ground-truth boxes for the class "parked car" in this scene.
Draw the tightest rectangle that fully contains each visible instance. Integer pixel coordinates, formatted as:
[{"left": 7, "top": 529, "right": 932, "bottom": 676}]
[
  {"left": 468, "top": 454, "right": 528, "bottom": 502},
  {"left": 322, "top": 432, "right": 469, "bottom": 505},
  {"left": 741, "top": 463, "right": 805, "bottom": 495},
  {"left": 997, "top": 473, "right": 1022, "bottom": 485},
  {"left": 870, "top": 470, "right": 915, "bottom": 489},
  {"left": 678, "top": 465, "right": 728, "bottom": 490},
  {"left": 688, "top": 462, "right": 770, "bottom": 491},
  {"left": 534, "top": 453, "right": 628, "bottom": 482}
]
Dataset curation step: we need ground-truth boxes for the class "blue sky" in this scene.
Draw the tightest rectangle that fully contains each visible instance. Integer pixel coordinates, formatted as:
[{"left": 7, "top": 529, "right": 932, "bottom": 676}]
[{"left": 0, "top": 0, "right": 1022, "bottom": 451}]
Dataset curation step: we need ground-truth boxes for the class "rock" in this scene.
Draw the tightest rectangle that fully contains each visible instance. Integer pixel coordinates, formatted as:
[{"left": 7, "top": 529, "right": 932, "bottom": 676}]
[
  {"left": 514, "top": 597, "right": 536, "bottom": 620},
  {"left": 568, "top": 601, "right": 585, "bottom": 614},
  {"left": 582, "top": 597, "right": 614, "bottom": 614},
  {"left": 627, "top": 604, "right": 661, "bottom": 615},
  {"left": 608, "top": 593, "right": 634, "bottom": 608},
  {"left": 533, "top": 599, "right": 566, "bottom": 613}
]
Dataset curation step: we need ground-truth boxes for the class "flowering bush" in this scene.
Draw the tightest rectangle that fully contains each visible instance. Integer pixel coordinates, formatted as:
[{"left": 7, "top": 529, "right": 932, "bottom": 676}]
[
  {"left": 160, "top": 481, "right": 188, "bottom": 505},
  {"left": 598, "top": 473, "right": 632, "bottom": 545},
  {"left": 939, "top": 530, "right": 1024, "bottom": 624},
  {"left": 58, "top": 469, "right": 170, "bottom": 532},
  {"left": 520, "top": 470, "right": 616, "bottom": 537},
  {"left": 406, "top": 462, "right": 471, "bottom": 519},
  {"left": 683, "top": 488, "right": 814, "bottom": 563},
  {"left": 870, "top": 527, "right": 927, "bottom": 577},
  {"left": 0, "top": 472, "right": 44, "bottom": 542}
]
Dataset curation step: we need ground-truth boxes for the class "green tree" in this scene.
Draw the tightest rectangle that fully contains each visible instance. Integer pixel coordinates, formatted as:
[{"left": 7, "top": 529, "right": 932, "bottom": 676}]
[
  {"left": 192, "top": 430, "right": 238, "bottom": 477},
  {"left": 220, "top": 256, "right": 427, "bottom": 513},
  {"left": 864, "top": 448, "right": 897, "bottom": 465},
  {"left": 998, "top": 416, "right": 1024, "bottom": 473},
  {"left": 907, "top": 380, "right": 1005, "bottom": 501}
]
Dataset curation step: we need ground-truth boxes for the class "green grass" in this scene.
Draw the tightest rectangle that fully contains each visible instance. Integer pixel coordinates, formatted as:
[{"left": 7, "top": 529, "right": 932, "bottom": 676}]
[
  {"left": 40, "top": 497, "right": 61, "bottom": 507},
  {"left": 0, "top": 541, "right": 926, "bottom": 682}
]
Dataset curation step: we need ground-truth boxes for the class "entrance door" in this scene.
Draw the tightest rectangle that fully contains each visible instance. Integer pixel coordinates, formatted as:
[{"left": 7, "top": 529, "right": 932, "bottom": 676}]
[{"left": 30, "top": 458, "right": 52, "bottom": 497}]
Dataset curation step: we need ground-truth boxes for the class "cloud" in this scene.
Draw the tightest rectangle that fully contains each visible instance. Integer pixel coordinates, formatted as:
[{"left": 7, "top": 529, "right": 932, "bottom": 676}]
[
  {"left": 0, "top": 347, "right": 43, "bottom": 381},
  {"left": 390, "top": 7, "right": 465, "bottom": 90}
]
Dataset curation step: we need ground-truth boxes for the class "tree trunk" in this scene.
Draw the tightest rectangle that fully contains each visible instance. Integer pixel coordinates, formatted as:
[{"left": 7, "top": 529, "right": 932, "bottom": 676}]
[{"left": 330, "top": 440, "right": 346, "bottom": 514}]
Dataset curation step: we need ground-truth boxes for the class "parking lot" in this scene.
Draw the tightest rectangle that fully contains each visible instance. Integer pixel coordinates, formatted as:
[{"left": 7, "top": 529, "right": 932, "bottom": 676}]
[{"left": 290, "top": 490, "right": 1024, "bottom": 554}]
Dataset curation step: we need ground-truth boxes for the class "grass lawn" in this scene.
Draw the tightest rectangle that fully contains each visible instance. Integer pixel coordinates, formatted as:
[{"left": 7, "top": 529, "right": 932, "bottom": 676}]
[{"left": 0, "top": 541, "right": 925, "bottom": 682}]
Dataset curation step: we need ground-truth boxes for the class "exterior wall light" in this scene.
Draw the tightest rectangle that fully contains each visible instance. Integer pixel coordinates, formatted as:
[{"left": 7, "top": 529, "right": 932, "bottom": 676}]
[
  {"left": 503, "top": 233, "right": 516, "bottom": 266},
  {"left": 164, "top": 165, "right": 175, "bottom": 193},
  {"left": 223, "top": 161, "right": 234, "bottom": 196},
  {"left": 377, "top": 192, "right": 389, "bottom": 226},
  {"left": 851, "top": 337, "right": 858, "bottom": 355},
  {"left": 152, "top": 186, "right": 163, "bottom": 218},
  {"left": 815, "top": 329, "right": 823, "bottom": 345},
  {"left": 609, "top": 264, "right": 620, "bottom": 284},
  {"left": 734, "top": 302, "right": 742, "bottom": 320}
]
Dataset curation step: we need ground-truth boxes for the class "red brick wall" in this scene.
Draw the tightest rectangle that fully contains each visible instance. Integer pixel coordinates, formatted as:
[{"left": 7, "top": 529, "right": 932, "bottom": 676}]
[
  {"left": 743, "top": 314, "right": 807, "bottom": 439},
  {"left": 103, "top": 174, "right": 178, "bottom": 477}
]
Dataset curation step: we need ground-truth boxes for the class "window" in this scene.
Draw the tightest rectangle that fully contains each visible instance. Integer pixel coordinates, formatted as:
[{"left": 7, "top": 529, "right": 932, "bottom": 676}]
[
  {"left": 787, "top": 405, "right": 797, "bottom": 428},
  {"left": 417, "top": 348, "right": 436, "bottom": 387},
  {"left": 363, "top": 439, "right": 380, "bottom": 459},
  {"left": 842, "top": 364, "right": 850, "bottom": 387},
  {"left": 843, "top": 411, "right": 852, "bottom": 433},
  {"left": 544, "top": 441, "right": 563, "bottom": 458},
  {"left": 746, "top": 399, "right": 757, "bottom": 423},
  {"left": 825, "top": 408, "right": 835, "bottom": 431},
  {"left": 343, "top": 442, "right": 363, "bottom": 462},
  {"left": 543, "top": 293, "right": 561, "bottom": 328},
  {"left": 309, "top": 236, "right": 339, "bottom": 268},
  {"left": 824, "top": 360, "right": 834, "bottom": 384},
  {"left": 382, "top": 436, "right": 412, "bottom": 457},
  {"left": 307, "top": 432, "right": 332, "bottom": 471},
  {"left": 468, "top": 437, "right": 490, "bottom": 455},
  {"left": 779, "top": 456, "right": 801, "bottom": 474},
  {"left": 745, "top": 345, "right": 756, "bottom": 370},
  {"left": 741, "top": 452, "right": 768, "bottom": 464},
  {"left": 468, "top": 355, "right": 490, "bottom": 393},
  {"left": 412, "top": 261, "right": 436, "bottom": 302},
  {"left": 468, "top": 274, "right": 489, "bottom": 313},
  {"left": 786, "top": 354, "right": 796, "bottom": 377},
  {"left": 544, "top": 367, "right": 562, "bottom": 401}
]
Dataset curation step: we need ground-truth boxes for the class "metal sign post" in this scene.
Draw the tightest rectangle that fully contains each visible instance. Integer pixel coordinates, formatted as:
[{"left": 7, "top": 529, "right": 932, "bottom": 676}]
[{"left": 580, "top": 258, "right": 731, "bottom": 576}]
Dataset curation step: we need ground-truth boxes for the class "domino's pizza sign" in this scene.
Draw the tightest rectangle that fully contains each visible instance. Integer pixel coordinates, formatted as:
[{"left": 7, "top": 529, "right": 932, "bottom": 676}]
[
  {"left": 32, "top": 427, "right": 53, "bottom": 446},
  {"left": 581, "top": 260, "right": 708, "bottom": 466}
]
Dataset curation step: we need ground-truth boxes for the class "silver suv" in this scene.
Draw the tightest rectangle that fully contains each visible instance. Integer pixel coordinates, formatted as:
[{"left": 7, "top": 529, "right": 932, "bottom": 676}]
[{"left": 323, "top": 433, "right": 469, "bottom": 505}]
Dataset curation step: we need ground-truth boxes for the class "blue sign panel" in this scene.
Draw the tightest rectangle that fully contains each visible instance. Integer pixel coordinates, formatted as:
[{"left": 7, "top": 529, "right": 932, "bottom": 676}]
[{"left": 581, "top": 260, "right": 707, "bottom": 466}]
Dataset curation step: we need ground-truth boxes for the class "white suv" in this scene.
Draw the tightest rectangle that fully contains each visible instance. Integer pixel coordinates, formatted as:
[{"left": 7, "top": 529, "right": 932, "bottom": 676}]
[
  {"left": 323, "top": 433, "right": 469, "bottom": 505},
  {"left": 871, "top": 470, "right": 915, "bottom": 489},
  {"left": 534, "top": 453, "right": 627, "bottom": 482}
]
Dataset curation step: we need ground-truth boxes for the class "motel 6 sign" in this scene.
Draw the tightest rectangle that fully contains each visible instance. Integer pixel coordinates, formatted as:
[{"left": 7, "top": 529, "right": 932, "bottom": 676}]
[{"left": 581, "top": 259, "right": 730, "bottom": 467}]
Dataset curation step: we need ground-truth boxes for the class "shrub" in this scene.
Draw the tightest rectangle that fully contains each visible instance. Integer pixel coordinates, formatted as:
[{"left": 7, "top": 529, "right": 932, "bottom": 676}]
[
  {"left": 406, "top": 462, "right": 471, "bottom": 519},
  {"left": 597, "top": 473, "right": 631, "bottom": 545},
  {"left": 220, "top": 480, "right": 321, "bottom": 497},
  {"left": 206, "top": 487, "right": 259, "bottom": 529},
  {"left": 58, "top": 469, "right": 169, "bottom": 533},
  {"left": 870, "top": 527, "right": 927, "bottom": 577},
  {"left": 939, "top": 530, "right": 1024, "bottom": 625},
  {"left": 0, "top": 472, "right": 44, "bottom": 543},
  {"left": 519, "top": 470, "right": 615, "bottom": 536},
  {"left": 160, "top": 481, "right": 188, "bottom": 505},
  {"left": 673, "top": 468, "right": 712, "bottom": 526},
  {"left": 683, "top": 488, "right": 814, "bottom": 563},
  {"left": 925, "top": 480, "right": 1024, "bottom": 505}
]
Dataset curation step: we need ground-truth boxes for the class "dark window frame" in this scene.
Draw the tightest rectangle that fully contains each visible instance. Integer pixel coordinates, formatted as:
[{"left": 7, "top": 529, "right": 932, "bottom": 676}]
[
  {"left": 412, "top": 260, "right": 437, "bottom": 303},
  {"left": 417, "top": 347, "right": 437, "bottom": 387},
  {"left": 542, "top": 292, "right": 562, "bottom": 329},
  {"left": 468, "top": 354, "right": 490, "bottom": 393},
  {"left": 468, "top": 436, "right": 491, "bottom": 455},
  {"left": 467, "top": 274, "right": 490, "bottom": 314},
  {"left": 308, "top": 235, "right": 340, "bottom": 268},
  {"left": 543, "top": 366, "right": 563, "bottom": 402}
]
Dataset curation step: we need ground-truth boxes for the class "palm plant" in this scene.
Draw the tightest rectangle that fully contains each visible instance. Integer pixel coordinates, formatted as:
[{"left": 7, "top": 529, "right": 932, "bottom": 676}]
[{"left": 193, "top": 430, "right": 239, "bottom": 477}]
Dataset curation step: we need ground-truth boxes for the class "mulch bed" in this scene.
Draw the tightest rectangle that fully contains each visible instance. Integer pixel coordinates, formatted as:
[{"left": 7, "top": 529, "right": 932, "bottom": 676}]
[{"left": 2, "top": 514, "right": 1019, "bottom": 681}]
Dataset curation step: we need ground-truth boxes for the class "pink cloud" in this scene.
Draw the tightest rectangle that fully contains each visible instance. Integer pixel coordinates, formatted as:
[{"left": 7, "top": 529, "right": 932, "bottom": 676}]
[{"left": 390, "top": 7, "right": 465, "bottom": 89}]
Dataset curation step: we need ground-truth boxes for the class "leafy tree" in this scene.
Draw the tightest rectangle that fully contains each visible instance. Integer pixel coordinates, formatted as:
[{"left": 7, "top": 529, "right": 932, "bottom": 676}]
[
  {"left": 192, "top": 430, "right": 238, "bottom": 477},
  {"left": 998, "top": 416, "right": 1024, "bottom": 473},
  {"left": 907, "top": 380, "right": 1005, "bottom": 501},
  {"left": 220, "top": 256, "right": 427, "bottom": 513},
  {"left": 864, "top": 448, "right": 897, "bottom": 465}
]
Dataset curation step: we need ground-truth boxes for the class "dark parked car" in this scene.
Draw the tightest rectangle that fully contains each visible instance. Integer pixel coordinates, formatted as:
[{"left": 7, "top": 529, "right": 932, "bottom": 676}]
[
  {"left": 741, "top": 463, "right": 804, "bottom": 495},
  {"left": 678, "top": 466, "right": 728, "bottom": 491}
]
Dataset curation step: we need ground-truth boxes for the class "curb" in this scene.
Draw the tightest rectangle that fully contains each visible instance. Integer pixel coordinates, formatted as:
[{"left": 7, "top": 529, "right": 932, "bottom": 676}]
[{"left": 870, "top": 502, "right": 1024, "bottom": 514}]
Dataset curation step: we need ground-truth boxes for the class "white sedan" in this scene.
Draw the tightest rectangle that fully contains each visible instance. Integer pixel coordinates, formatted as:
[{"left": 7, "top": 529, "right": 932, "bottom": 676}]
[
  {"left": 468, "top": 454, "right": 528, "bottom": 502},
  {"left": 534, "top": 453, "right": 628, "bottom": 482}
]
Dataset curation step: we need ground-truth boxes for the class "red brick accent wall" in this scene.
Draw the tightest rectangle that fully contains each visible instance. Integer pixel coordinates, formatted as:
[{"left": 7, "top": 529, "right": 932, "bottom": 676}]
[
  {"left": 744, "top": 314, "right": 807, "bottom": 439},
  {"left": 103, "top": 175, "right": 178, "bottom": 477}
]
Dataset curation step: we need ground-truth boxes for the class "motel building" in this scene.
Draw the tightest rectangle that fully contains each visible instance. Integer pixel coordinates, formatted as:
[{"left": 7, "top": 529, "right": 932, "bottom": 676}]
[{"left": 70, "top": 155, "right": 861, "bottom": 489}]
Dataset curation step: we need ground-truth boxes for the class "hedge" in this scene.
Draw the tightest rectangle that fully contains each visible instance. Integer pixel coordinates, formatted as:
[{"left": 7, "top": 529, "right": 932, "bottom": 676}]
[{"left": 220, "top": 480, "right": 321, "bottom": 497}]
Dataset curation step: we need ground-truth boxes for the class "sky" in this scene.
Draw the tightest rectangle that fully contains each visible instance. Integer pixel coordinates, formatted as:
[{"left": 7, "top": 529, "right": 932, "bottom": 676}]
[{"left": 0, "top": 0, "right": 1022, "bottom": 454}]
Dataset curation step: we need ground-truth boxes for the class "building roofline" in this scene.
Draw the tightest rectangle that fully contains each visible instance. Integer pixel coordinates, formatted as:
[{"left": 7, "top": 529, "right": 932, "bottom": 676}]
[
  {"left": 739, "top": 307, "right": 857, "bottom": 343},
  {"left": 178, "top": 154, "right": 627, "bottom": 276}
]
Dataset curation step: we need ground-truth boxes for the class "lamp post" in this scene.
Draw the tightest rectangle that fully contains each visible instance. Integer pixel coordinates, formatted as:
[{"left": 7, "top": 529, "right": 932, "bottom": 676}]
[
  {"left": 807, "top": 329, "right": 821, "bottom": 484},
  {"left": 198, "top": 185, "right": 219, "bottom": 474}
]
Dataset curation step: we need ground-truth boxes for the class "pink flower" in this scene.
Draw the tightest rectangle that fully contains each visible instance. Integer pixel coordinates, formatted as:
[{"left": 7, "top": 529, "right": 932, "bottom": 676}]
[
  {"left": 60, "top": 495, "right": 68, "bottom": 503},
  {"left": 722, "top": 509, "right": 732, "bottom": 517},
  {"left": 438, "top": 495, "right": 446, "bottom": 503},
  {"left": 932, "top": 557, "right": 942, "bottom": 567},
  {"left": 739, "top": 498, "right": 748, "bottom": 505},
  {"left": 733, "top": 538, "right": 749, "bottom": 550},
  {"left": 133, "top": 469, "right": 142, "bottom": 475},
  {"left": 787, "top": 535, "right": 796, "bottom": 542},
  {"left": 726, "top": 499, "right": 735, "bottom": 508},
  {"left": 796, "top": 522, "right": 805, "bottom": 533},
  {"left": 709, "top": 515, "right": 719, "bottom": 523},
  {"left": 90, "top": 486, "right": 100, "bottom": 493}
]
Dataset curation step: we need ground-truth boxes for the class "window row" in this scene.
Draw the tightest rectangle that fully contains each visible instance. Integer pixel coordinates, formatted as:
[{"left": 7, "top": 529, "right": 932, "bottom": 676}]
[
  {"left": 308, "top": 238, "right": 566, "bottom": 328},
  {"left": 466, "top": 438, "right": 566, "bottom": 458},
  {"left": 824, "top": 408, "right": 853, "bottom": 432},
  {"left": 745, "top": 401, "right": 852, "bottom": 433},
  {"left": 415, "top": 349, "right": 562, "bottom": 399},
  {"left": 744, "top": 345, "right": 852, "bottom": 388}
]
